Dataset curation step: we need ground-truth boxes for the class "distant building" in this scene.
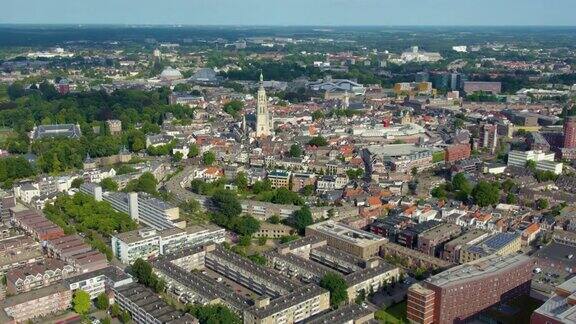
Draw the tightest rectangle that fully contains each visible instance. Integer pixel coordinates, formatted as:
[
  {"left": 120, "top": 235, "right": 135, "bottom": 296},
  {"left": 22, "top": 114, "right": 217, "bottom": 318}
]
[
  {"left": 478, "top": 124, "right": 498, "bottom": 153},
  {"left": 459, "top": 232, "right": 521, "bottom": 264},
  {"left": 305, "top": 221, "right": 387, "bottom": 260},
  {"left": 106, "top": 119, "right": 122, "bottom": 135},
  {"left": 6, "top": 259, "right": 74, "bottom": 295},
  {"left": 564, "top": 116, "right": 576, "bottom": 149},
  {"left": 444, "top": 144, "right": 471, "bottom": 163},
  {"left": 508, "top": 150, "right": 563, "bottom": 175},
  {"left": 462, "top": 81, "right": 502, "bottom": 94},
  {"left": 407, "top": 254, "right": 534, "bottom": 324},
  {"left": 1, "top": 283, "right": 72, "bottom": 323},
  {"left": 267, "top": 170, "right": 291, "bottom": 189},
  {"left": 30, "top": 124, "right": 82, "bottom": 140}
]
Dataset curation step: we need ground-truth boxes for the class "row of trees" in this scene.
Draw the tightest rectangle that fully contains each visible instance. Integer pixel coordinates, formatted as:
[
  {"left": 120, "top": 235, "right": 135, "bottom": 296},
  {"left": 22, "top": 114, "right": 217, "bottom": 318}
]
[{"left": 431, "top": 173, "right": 501, "bottom": 207}]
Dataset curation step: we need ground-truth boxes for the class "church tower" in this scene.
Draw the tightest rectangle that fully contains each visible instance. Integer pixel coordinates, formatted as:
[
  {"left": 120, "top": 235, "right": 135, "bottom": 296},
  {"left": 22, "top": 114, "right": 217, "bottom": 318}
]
[{"left": 256, "top": 73, "right": 271, "bottom": 137}]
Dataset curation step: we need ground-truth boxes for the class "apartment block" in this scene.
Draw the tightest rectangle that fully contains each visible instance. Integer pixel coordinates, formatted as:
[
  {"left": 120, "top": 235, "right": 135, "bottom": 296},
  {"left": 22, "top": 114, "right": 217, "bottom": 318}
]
[
  {"left": 305, "top": 220, "right": 387, "bottom": 260},
  {"left": 407, "top": 254, "right": 534, "bottom": 324},
  {"left": 113, "top": 283, "right": 197, "bottom": 324},
  {"left": 112, "top": 225, "right": 225, "bottom": 264},
  {"left": 45, "top": 235, "right": 108, "bottom": 273},
  {"left": 1, "top": 283, "right": 72, "bottom": 323},
  {"left": 11, "top": 209, "right": 64, "bottom": 241},
  {"left": 267, "top": 170, "right": 291, "bottom": 189}
]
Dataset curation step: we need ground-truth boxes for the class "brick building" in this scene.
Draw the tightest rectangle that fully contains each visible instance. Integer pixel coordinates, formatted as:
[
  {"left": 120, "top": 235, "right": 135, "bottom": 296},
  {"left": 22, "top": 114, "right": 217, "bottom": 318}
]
[
  {"left": 444, "top": 144, "right": 471, "bottom": 163},
  {"left": 407, "top": 254, "right": 534, "bottom": 324}
]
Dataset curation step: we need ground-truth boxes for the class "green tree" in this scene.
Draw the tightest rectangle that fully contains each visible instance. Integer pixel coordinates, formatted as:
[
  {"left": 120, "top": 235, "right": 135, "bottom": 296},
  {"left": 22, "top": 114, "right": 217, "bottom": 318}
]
[
  {"left": 223, "top": 100, "right": 244, "bottom": 116},
  {"left": 72, "top": 289, "right": 91, "bottom": 315},
  {"left": 292, "top": 206, "right": 313, "bottom": 234},
  {"left": 308, "top": 136, "right": 328, "bottom": 147},
  {"left": 526, "top": 160, "right": 537, "bottom": 172},
  {"left": 188, "top": 144, "right": 200, "bottom": 158},
  {"left": 320, "top": 272, "right": 349, "bottom": 308},
  {"left": 71, "top": 177, "right": 84, "bottom": 189},
  {"left": 234, "top": 172, "right": 248, "bottom": 191},
  {"left": 124, "top": 172, "right": 158, "bottom": 195},
  {"left": 130, "top": 258, "right": 165, "bottom": 293},
  {"left": 101, "top": 178, "right": 119, "bottom": 192},
  {"left": 172, "top": 151, "right": 184, "bottom": 162},
  {"left": 506, "top": 193, "right": 518, "bottom": 204},
  {"left": 96, "top": 292, "right": 110, "bottom": 310},
  {"left": 233, "top": 216, "right": 261, "bottom": 236},
  {"left": 268, "top": 215, "right": 281, "bottom": 224},
  {"left": 188, "top": 304, "right": 241, "bottom": 324},
  {"left": 202, "top": 151, "right": 216, "bottom": 166},
  {"left": 312, "top": 110, "right": 324, "bottom": 121},
  {"left": 211, "top": 189, "right": 242, "bottom": 227},
  {"left": 120, "top": 311, "right": 131, "bottom": 323},
  {"left": 111, "top": 303, "right": 122, "bottom": 317},
  {"left": 472, "top": 181, "right": 500, "bottom": 207},
  {"left": 537, "top": 198, "right": 549, "bottom": 210},
  {"left": 289, "top": 144, "right": 303, "bottom": 157},
  {"left": 301, "top": 185, "right": 315, "bottom": 196}
]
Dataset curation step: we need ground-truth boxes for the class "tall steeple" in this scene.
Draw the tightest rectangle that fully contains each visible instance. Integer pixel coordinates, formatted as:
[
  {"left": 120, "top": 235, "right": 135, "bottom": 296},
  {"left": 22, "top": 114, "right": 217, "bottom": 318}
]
[{"left": 256, "top": 72, "right": 271, "bottom": 137}]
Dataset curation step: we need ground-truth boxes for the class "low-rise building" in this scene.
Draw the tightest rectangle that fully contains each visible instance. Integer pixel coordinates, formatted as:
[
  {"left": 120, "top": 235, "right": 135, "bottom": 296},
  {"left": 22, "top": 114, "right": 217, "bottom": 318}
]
[
  {"left": 459, "top": 232, "right": 521, "bottom": 263},
  {"left": 267, "top": 170, "right": 291, "bottom": 189},
  {"left": 6, "top": 259, "right": 74, "bottom": 294}
]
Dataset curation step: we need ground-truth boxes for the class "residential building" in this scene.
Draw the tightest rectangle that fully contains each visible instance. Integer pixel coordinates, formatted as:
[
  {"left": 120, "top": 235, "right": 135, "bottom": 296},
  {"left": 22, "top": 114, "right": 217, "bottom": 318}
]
[
  {"left": 508, "top": 150, "right": 562, "bottom": 174},
  {"left": 444, "top": 144, "right": 471, "bottom": 163},
  {"left": 106, "top": 119, "right": 122, "bottom": 135},
  {"left": 417, "top": 223, "right": 462, "bottom": 257},
  {"left": 45, "top": 235, "right": 108, "bottom": 274},
  {"left": 459, "top": 232, "right": 521, "bottom": 264},
  {"left": 291, "top": 173, "right": 316, "bottom": 193},
  {"left": 1, "top": 283, "right": 72, "bottom": 323},
  {"left": 11, "top": 209, "right": 64, "bottom": 241},
  {"left": 479, "top": 124, "right": 498, "bottom": 153},
  {"left": 65, "top": 266, "right": 133, "bottom": 299},
  {"left": 305, "top": 221, "right": 387, "bottom": 260},
  {"left": 6, "top": 259, "right": 74, "bottom": 294},
  {"left": 267, "top": 170, "right": 291, "bottom": 189},
  {"left": 407, "top": 254, "right": 534, "bottom": 324},
  {"left": 441, "top": 229, "right": 489, "bottom": 263},
  {"left": 111, "top": 226, "right": 225, "bottom": 264},
  {"left": 564, "top": 116, "right": 576, "bottom": 149},
  {"left": 113, "top": 283, "right": 197, "bottom": 324}
]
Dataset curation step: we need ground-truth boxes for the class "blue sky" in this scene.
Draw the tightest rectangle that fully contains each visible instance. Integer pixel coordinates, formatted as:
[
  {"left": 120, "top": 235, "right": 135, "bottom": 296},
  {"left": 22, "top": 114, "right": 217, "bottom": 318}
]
[{"left": 2, "top": 0, "right": 574, "bottom": 26}]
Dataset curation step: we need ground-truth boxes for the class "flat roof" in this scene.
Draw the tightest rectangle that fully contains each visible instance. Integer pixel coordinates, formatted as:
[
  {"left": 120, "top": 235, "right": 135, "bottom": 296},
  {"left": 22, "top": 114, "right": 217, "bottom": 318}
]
[
  {"left": 426, "top": 253, "right": 531, "bottom": 288},
  {"left": 307, "top": 220, "right": 386, "bottom": 248}
]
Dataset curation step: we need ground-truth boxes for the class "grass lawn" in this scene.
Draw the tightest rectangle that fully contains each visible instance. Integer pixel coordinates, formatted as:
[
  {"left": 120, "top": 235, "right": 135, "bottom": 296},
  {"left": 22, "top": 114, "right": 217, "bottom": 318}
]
[
  {"left": 375, "top": 301, "right": 408, "bottom": 324},
  {"left": 484, "top": 294, "right": 542, "bottom": 324}
]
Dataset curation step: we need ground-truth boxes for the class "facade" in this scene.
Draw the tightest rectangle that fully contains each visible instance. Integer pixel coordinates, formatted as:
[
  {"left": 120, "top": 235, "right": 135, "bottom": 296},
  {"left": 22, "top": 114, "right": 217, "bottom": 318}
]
[
  {"left": 106, "top": 119, "right": 122, "bottom": 135},
  {"left": 444, "top": 144, "right": 471, "bottom": 163},
  {"left": 267, "top": 170, "right": 291, "bottom": 189},
  {"left": 508, "top": 150, "right": 562, "bottom": 174},
  {"left": 1, "top": 283, "right": 72, "bottom": 323},
  {"left": 291, "top": 173, "right": 316, "bottom": 193},
  {"left": 11, "top": 209, "right": 64, "bottom": 241},
  {"left": 65, "top": 266, "right": 133, "bottom": 299},
  {"left": 305, "top": 221, "right": 387, "bottom": 260},
  {"left": 45, "top": 235, "right": 108, "bottom": 274},
  {"left": 6, "top": 259, "right": 74, "bottom": 294},
  {"left": 256, "top": 73, "right": 272, "bottom": 137},
  {"left": 416, "top": 223, "right": 462, "bottom": 257},
  {"left": 112, "top": 226, "right": 225, "bottom": 264},
  {"left": 407, "top": 254, "right": 534, "bottom": 324},
  {"left": 564, "top": 116, "right": 576, "bottom": 149},
  {"left": 462, "top": 81, "right": 502, "bottom": 94},
  {"left": 479, "top": 124, "right": 498, "bottom": 153}
]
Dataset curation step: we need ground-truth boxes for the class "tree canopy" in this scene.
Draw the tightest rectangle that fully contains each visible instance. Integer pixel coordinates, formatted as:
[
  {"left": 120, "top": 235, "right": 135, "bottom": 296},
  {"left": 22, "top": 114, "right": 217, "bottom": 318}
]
[
  {"left": 319, "top": 272, "right": 349, "bottom": 308},
  {"left": 472, "top": 181, "right": 500, "bottom": 207},
  {"left": 131, "top": 258, "right": 165, "bottom": 293},
  {"left": 72, "top": 290, "right": 91, "bottom": 315}
]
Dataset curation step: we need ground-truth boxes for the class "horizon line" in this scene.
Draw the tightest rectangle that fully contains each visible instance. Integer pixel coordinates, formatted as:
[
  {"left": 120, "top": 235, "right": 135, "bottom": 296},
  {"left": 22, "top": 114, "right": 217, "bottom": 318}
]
[{"left": 1, "top": 23, "right": 576, "bottom": 28}]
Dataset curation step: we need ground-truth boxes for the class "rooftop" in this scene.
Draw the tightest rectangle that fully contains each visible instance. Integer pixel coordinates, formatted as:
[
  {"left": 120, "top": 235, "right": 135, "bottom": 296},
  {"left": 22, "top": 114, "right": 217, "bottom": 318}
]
[{"left": 426, "top": 253, "right": 531, "bottom": 288}]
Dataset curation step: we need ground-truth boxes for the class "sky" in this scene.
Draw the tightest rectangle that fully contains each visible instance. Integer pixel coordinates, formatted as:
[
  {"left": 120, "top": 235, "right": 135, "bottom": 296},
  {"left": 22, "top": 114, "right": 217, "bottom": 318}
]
[{"left": 2, "top": 0, "right": 575, "bottom": 26}]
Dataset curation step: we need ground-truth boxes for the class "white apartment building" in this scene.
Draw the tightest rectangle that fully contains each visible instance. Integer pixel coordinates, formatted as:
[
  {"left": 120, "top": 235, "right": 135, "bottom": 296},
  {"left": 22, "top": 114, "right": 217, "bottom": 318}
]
[
  {"left": 507, "top": 150, "right": 563, "bottom": 175},
  {"left": 111, "top": 226, "right": 225, "bottom": 264}
]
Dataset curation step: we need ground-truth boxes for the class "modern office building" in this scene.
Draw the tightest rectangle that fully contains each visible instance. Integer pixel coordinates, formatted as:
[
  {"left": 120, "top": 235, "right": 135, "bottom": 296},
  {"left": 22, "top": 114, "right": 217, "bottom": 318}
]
[{"left": 407, "top": 254, "right": 534, "bottom": 324}]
